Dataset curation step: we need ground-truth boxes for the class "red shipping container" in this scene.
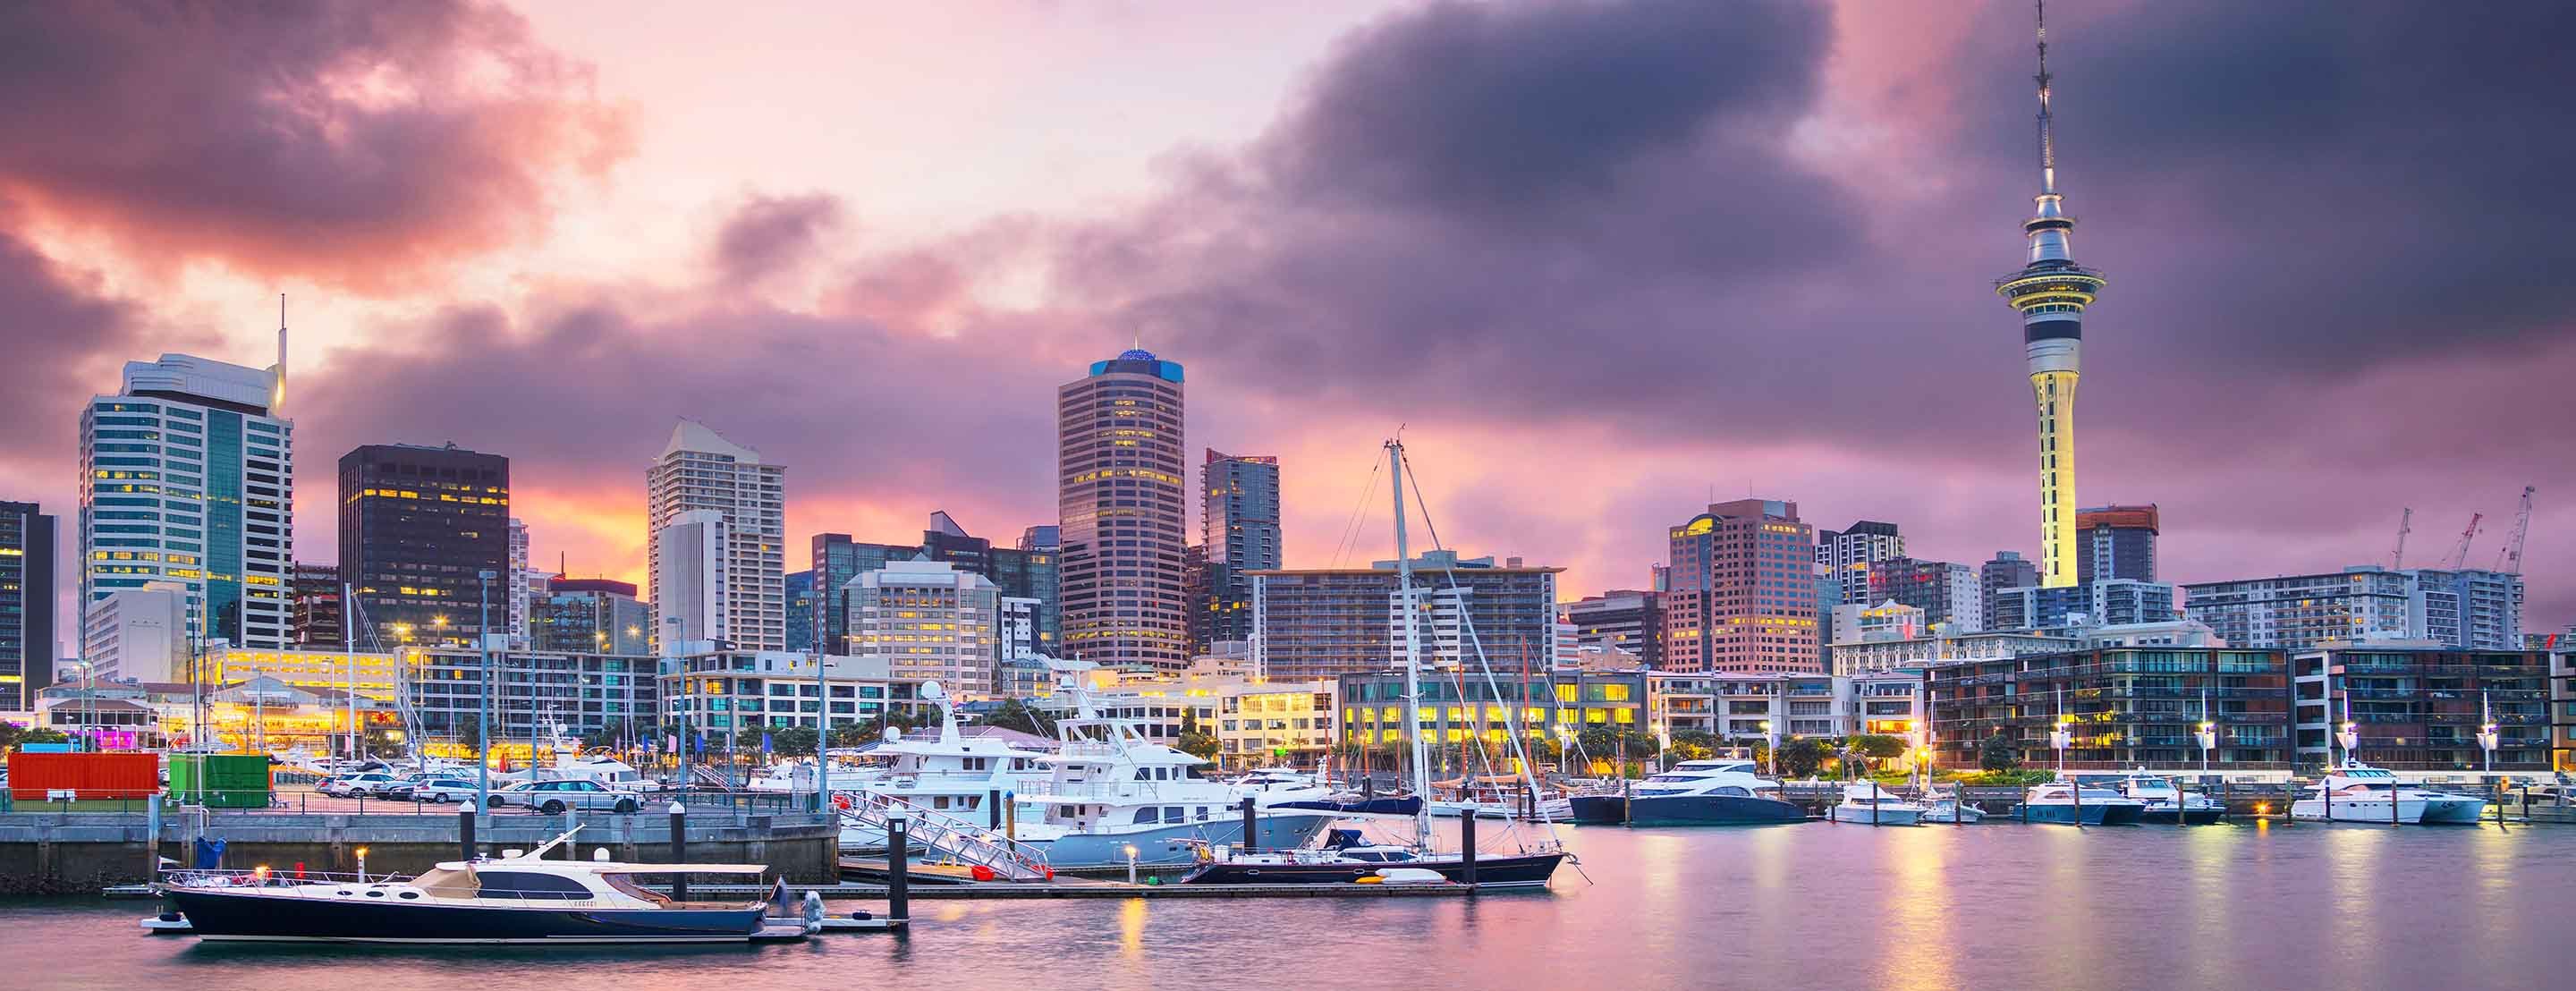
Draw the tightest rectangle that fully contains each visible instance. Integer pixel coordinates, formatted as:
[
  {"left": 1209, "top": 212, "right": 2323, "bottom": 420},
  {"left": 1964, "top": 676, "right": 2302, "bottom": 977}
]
[{"left": 8, "top": 752, "right": 162, "bottom": 800}]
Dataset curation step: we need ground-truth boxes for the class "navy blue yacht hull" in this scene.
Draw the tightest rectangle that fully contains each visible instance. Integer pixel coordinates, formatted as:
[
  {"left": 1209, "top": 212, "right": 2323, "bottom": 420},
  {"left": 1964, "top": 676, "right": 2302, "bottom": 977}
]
[{"left": 1179, "top": 851, "right": 1563, "bottom": 888}]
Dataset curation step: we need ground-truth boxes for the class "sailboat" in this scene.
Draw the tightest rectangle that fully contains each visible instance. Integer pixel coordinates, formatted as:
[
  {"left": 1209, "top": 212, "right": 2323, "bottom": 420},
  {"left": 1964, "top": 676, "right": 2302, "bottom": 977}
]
[{"left": 1180, "top": 438, "right": 1568, "bottom": 888}]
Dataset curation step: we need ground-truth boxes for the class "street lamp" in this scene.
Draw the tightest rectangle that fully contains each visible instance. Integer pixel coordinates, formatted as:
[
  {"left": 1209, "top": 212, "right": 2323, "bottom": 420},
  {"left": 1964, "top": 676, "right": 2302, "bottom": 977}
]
[
  {"left": 2195, "top": 720, "right": 2217, "bottom": 775},
  {"left": 2049, "top": 718, "right": 2072, "bottom": 776},
  {"left": 1759, "top": 719, "right": 1776, "bottom": 776},
  {"left": 2476, "top": 690, "right": 2499, "bottom": 776}
]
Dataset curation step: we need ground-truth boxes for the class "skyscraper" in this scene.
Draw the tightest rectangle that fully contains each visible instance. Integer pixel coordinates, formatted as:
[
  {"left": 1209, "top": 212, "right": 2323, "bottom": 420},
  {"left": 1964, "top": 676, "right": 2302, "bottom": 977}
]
[
  {"left": 647, "top": 420, "right": 786, "bottom": 651},
  {"left": 810, "top": 532, "right": 914, "bottom": 655},
  {"left": 1815, "top": 521, "right": 1903, "bottom": 606},
  {"left": 1866, "top": 557, "right": 1986, "bottom": 633},
  {"left": 80, "top": 352, "right": 293, "bottom": 653},
  {"left": 337, "top": 443, "right": 511, "bottom": 649},
  {"left": 1056, "top": 345, "right": 1188, "bottom": 669},
  {"left": 0, "top": 501, "right": 57, "bottom": 708},
  {"left": 1980, "top": 551, "right": 2039, "bottom": 628},
  {"left": 1996, "top": 6, "right": 2106, "bottom": 590},
  {"left": 785, "top": 569, "right": 815, "bottom": 653},
  {"left": 1199, "top": 450, "right": 1281, "bottom": 653},
  {"left": 1660, "top": 499, "right": 1819, "bottom": 673},
  {"left": 2075, "top": 504, "right": 2158, "bottom": 584}
]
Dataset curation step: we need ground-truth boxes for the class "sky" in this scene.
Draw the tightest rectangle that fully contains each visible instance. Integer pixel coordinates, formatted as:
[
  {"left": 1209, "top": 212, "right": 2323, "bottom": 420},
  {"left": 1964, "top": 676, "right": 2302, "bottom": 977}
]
[{"left": 4, "top": 0, "right": 2572, "bottom": 633}]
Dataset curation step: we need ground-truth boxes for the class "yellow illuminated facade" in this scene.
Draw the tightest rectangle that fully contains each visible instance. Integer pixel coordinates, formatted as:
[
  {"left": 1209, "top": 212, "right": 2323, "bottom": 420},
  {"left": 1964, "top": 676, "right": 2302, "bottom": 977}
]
[{"left": 2032, "top": 368, "right": 2080, "bottom": 588}]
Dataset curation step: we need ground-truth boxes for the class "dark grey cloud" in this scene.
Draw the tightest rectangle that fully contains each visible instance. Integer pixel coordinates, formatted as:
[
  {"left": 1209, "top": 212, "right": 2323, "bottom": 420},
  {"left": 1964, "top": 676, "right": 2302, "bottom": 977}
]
[
  {"left": 0, "top": 0, "right": 629, "bottom": 289},
  {"left": 714, "top": 193, "right": 845, "bottom": 284}
]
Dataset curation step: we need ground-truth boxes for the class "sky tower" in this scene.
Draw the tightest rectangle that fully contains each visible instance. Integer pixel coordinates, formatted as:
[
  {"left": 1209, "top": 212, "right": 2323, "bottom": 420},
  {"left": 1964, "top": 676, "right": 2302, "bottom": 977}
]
[{"left": 1997, "top": 0, "right": 2105, "bottom": 589}]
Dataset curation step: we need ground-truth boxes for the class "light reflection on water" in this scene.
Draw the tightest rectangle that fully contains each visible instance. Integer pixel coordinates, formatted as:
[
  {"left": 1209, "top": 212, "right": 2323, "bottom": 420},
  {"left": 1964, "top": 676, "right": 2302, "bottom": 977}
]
[{"left": 4, "top": 821, "right": 2572, "bottom": 990}]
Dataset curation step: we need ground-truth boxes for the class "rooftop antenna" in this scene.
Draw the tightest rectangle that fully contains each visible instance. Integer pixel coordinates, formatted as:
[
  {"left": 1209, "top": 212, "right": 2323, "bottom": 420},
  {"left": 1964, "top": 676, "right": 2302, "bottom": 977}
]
[
  {"left": 272, "top": 292, "right": 289, "bottom": 415},
  {"left": 2034, "top": 0, "right": 2057, "bottom": 195}
]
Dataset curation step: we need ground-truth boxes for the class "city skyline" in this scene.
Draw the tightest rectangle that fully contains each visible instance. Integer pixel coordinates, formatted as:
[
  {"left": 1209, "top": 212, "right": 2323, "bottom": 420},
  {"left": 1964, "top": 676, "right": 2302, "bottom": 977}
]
[{"left": 4, "top": 0, "right": 2572, "bottom": 638}]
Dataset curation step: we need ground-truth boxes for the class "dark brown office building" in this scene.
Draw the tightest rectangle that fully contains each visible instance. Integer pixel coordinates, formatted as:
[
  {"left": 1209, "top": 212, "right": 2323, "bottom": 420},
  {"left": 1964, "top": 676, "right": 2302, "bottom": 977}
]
[{"left": 337, "top": 444, "right": 510, "bottom": 649}]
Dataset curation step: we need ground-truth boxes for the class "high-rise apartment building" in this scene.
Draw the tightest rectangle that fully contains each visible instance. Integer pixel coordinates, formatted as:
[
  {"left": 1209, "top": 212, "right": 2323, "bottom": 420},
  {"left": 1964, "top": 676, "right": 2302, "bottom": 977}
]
[
  {"left": 1815, "top": 521, "right": 1903, "bottom": 606},
  {"left": 810, "top": 532, "right": 916, "bottom": 654},
  {"left": 1866, "top": 557, "right": 1986, "bottom": 633},
  {"left": 1252, "top": 552, "right": 1559, "bottom": 682},
  {"left": 2076, "top": 504, "right": 2158, "bottom": 584},
  {"left": 1563, "top": 589, "right": 1664, "bottom": 668},
  {"left": 647, "top": 420, "right": 785, "bottom": 652},
  {"left": 785, "top": 569, "right": 815, "bottom": 653},
  {"left": 81, "top": 582, "right": 191, "bottom": 682},
  {"left": 289, "top": 563, "right": 343, "bottom": 648},
  {"left": 847, "top": 560, "right": 1002, "bottom": 696},
  {"left": 2400, "top": 568, "right": 2524, "bottom": 651},
  {"left": 337, "top": 443, "right": 511, "bottom": 648},
  {"left": 1056, "top": 346, "right": 1188, "bottom": 668},
  {"left": 0, "top": 501, "right": 58, "bottom": 708},
  {"left": 2180, "top": 565, "right": 2523, "bottom": 652},
  {"left": 1199, "top": 450, "right": 1282, "bottom": 653},
  {"left": 1990, "top": 578, "right": 2175, "bottom": 631},
  {"left": 1996, "top": 10, "right": 2107, "bottom": 590},
  {"left": 652, "top": 508, "right": 727, "bottom": 648},
  {"left": 1980, "top": 551, "right": 2039, "bottom": 629},
  {"left": 1661, "top": 499, "right": 1820, "bottom": 673},
  {"left": 81, "top": 352, "right": 293, "bottom": 653}
]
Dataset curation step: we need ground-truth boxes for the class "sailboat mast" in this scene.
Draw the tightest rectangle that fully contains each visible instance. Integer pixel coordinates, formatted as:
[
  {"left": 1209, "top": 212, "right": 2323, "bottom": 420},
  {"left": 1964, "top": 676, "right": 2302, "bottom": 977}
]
[{"left": 1387, "top": 439, "right": 1434, "bottom": 843}]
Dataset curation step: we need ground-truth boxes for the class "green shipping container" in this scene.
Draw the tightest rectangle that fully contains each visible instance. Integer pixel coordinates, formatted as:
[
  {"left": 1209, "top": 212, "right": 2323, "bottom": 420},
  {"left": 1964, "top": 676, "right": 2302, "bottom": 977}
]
[{"left": 167, "top": 754, "right": 273, "bottom": 809}]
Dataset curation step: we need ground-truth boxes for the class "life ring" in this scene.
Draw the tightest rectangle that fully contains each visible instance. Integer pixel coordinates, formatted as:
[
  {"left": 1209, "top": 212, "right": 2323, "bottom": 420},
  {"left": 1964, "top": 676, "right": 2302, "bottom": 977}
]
[{"left": 830, "top": 793, "right": 853, "bottom": 810}]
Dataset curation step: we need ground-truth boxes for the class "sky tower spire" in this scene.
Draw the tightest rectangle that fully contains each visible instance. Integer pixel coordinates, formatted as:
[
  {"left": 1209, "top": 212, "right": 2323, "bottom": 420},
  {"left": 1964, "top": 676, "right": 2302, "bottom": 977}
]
[{"left": 1997, "top": 0, "right": 2106, "bottom": 589}]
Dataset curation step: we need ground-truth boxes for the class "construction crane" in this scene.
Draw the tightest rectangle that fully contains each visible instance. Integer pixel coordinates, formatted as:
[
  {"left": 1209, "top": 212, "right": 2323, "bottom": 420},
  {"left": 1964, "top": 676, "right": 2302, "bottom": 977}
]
[
  {"left": 2389, "top": 507, "right": 2412, "bottom": 571},
  {"left": 2439, "top": 513, "right": 2483, "bottom": 571},
  {"left": 2493, "top": 486, "right": 2536, "bottom": 574}
]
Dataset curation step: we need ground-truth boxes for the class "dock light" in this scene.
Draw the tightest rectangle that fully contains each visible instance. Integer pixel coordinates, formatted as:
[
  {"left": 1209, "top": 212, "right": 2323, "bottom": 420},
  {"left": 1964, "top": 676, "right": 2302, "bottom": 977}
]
[
  {"left": 355, "top": 847, "right": 369, "bottom": 882},
  {"left": 253, "top": 866, "right": 270, "bottom": 883},
  {"left": 1123, "top": 843, "right": 1141, "bottom": 885}
]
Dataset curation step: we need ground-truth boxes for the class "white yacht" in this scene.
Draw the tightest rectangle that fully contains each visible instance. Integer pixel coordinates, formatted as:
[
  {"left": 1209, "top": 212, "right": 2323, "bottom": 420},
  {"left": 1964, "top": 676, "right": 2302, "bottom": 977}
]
[
  {"left": 819, "top": 685, "right": 1056, "bottom": 849},
  {"left": 1572, "top": 759, "right": 1806, "bottom": 826},
  {"left": 2113, "top": 770, "right": 2224, "bottom": 824},
  {"left": 1828, "top": 782, "right": 1926, "bottom": 826},
  {"left": 1011, "top": 703, "right": 1339, "bottom": 867},
  {"left": 2290, "top": 764, "right": 2487, "bottom": 824}
]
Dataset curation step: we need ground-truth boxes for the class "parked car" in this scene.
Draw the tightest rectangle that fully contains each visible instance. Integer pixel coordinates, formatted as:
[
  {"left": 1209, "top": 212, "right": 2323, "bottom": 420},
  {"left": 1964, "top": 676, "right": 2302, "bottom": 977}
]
[
  {"left": 366, "top": 773, "right": 437, "bottom": 799},
  {"left": 401, "top": 776, "right": 485, "bottom": 804},
  {"left": 318, "top": 773, "right": 397, "bottom": 797},
  {"left": 491, "top": 779, "right": 645, "bottom": 815}
]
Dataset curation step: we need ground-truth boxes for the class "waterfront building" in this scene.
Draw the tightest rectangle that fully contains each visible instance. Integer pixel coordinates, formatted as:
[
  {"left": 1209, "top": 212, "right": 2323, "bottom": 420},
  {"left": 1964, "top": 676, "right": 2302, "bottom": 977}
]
[
  {"left": 81, "top": 582, "right": 191, "bottom": 682},
  {"left": 531, "top": 578, "right": 651, "bottom": 656},
  {"left": 1812, "top": 563, "right": 1839, "bottom": 668},
  {"left": 338, "top": 443, "right": 511, "bottom": 649},
  {"left": 1251, "top": 552, "right": 1561, "bottom": 682},
  {"left": 2292, "top": 646, "right": 2550, "bottom": 773},
  {"left": 2180, "top": 567, "right": 2413, "bottom": 651},
  {"left": 199, "top": 644, "right": 657, "bottom": 745},
  {"left": 2553, "top": 649, "right": 2575, "bottom": 772},
  {"left": 1334, "top": 666, "right": 1647, "bottom": 758},
  {"left": 1001, "top": 597, "right": 1043, "bottom": 660},
  {"left": 504, "top": 517, "right": 533, "bottom": 643},
  {"left": 1563, "top": 589, "right": 1664, "bottom": 669},
  {"left": 289, "top": 563, "right": 342, "bottom": 648},
  {"left": 658, "top": 651, "right": 920, "bottom": 741},
  {"left": 2077, "top": 618, "right": 2224, "bottom": 648},
  {"left": 204, "top": 646, "right": 403, "bottom": 702},
  {"left": 784, "top": 569, "right": 815, "bottom": 654},
  {"left": 1661, "top": 499, "right": 1820, "bottom": 673},
  {"left": 1815, "top": 521, "right": 1903, "bottom": 607},
  {"left": 2076, "top": 504, "right": 2158, "bottom": 584},
  {"left": 0, "top": 500, "right": 58, "bottom": 709},
  {"left": 1216, "top": 680, "right": 1335, "bottom": 768},
  {"left": 814, "top": 514, "right": 1058, "bottom": 659},
  {"left": 1994, "top": 14, "right": 2107, "bottom": 592},
  {"left": 1829, "top": 629, "right": 2080, "bottom": 677},
  {"left": 1980, "top": 551, "right": 2039, "bottom": 630},
  {"left": 1926, "top": 648, "right": 2295, "bottom": 772},
  {"left": 1867, "top": 557, "right": 1985, "bottom": 633},
  {"left": 1990, "top": 578, "right": 2175, "bottom": 631},
  {"left": 1199, "top": 450, "right": 1282, "bottom": 656},
  {"left": 1642, "top": 671, "right": 1917, "bottom": 741},
  {"left": 648, "top": 420, "right": 786, "bottom": 652},
  {"left": 1056, "top": 345, "right": 1189, "bottom": 669},
  {"left": 846, "top": 560, "right": 1002, "bottom": 697},
  {"left": 80, "top": 352, "right": 294, "bottom": 653}
]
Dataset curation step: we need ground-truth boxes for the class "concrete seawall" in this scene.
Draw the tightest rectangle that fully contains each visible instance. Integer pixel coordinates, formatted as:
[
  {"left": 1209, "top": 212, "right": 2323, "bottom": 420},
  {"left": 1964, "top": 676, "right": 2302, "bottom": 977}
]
[{"left": 0, "top": 810, "right": 839, "bottom": 894}]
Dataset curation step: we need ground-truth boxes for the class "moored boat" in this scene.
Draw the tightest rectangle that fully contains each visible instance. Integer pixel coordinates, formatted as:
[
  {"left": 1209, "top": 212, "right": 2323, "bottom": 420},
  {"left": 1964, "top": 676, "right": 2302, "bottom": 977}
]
[
  {"left": 1574, "top": 759, "right": 1806, "bottom": 826},
  {"left": 1827, "top": 782, "right": 1926, "bottom": 826},
  {"left": 2288, "top": 764, "right": 2485, "bottom": 824}
]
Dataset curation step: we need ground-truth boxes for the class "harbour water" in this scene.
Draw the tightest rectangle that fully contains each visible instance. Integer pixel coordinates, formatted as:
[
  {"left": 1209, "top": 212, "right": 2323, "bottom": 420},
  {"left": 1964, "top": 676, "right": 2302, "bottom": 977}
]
[{"left": 4, "top": 819, "right": 2570, "bottom": 989}]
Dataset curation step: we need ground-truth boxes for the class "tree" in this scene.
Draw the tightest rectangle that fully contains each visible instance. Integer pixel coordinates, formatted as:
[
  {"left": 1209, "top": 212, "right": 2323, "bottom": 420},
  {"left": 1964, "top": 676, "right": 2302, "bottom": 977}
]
[
  {"left": 770, "top": 726, "right": 819, "bottom": 756},
  {"left": 1980, "top": 731, "right": 2021, "bottom": 772},
  {"left": 1777, "top": 738, "right": 1835, "bottom": 778},
  {"left": 1666, "top": 730, "right": 1719, "bottom": 762},
  {"left": 1177, "top": 730, "right": 1221, "bottom": 761},
  {"left": 981, "top": 699, "right": 1045, "bottom": 735}
]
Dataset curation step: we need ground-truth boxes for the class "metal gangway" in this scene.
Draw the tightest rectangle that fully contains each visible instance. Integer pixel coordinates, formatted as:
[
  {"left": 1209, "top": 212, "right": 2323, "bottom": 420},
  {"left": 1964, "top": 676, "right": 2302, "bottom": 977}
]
[{"left": 834, "top": 790, "right": 1055, "bottom": 882}]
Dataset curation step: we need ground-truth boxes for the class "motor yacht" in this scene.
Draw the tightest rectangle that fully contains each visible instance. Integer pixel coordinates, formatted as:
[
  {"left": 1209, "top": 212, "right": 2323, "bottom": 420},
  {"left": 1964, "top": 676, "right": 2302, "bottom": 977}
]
[
  {"left": 1010, "top": 707, "right": 1338, "bottom": 868},
  {"left": 2289, "top": 764, "right": 2487, "bottom": 824},
  {"left": 1918, "top": 784, "right": 1987, "bottom": 824},
  {"left": 1571, "top": 759, "right": 1805, "bottom": 826},
  {"left": 1827, "top": 782, "right": 1927, "bottom": 826},
  {"left": 1177, "top": 828, "right": 1563, "bottom": 888},
  {"left": 2113, "top": 770, "right": 2225, "bottom": 825},
  {"left": 2012, "top": 782, "right": 2145, "bottom": 825},
  {"left": 155, "top": 828, "right": 784, "bottom": 944}
]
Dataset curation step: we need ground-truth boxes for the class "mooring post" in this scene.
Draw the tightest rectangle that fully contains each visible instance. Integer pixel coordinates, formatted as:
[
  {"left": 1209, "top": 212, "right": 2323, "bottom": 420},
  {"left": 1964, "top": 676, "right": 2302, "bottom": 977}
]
[
  {"left": 668, "top": 800, "right": 689, "bottom": 902},
  {"left": 1240, "top": 796, "right": 1258, "bottom": 854},
  {"left": 886, "top": 814, "right": 910, "bottom": 925},
  {"left": 459, "top": 801, "right": 479, "bottom": 862},
  {"left": 988, "top": 789, "right": 1002, "bottom": 830}
]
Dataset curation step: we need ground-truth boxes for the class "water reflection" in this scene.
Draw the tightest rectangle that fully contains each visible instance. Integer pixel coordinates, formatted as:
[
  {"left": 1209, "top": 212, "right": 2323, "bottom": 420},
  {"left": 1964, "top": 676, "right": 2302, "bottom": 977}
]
[{"left": 1879, "top": 828, "right": 1953, "bottom": 991}]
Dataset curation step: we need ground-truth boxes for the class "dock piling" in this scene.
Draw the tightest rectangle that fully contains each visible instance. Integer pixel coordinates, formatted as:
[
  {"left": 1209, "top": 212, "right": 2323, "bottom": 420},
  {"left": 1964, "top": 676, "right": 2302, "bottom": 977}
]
[
  {"left": 458, "top": 802, "right": 478, "bottom": 863},
  {"left": 1458, "top": 809, "right": 1478, "bottom": 889},
  {"left": 886, "top": 815, "right": 910, "bottom": 926},
  {"left": 669, "top": 801, "right": 689, "bottom": 902},
  {"left": 988, "top": 789, "right": 1002, "bottom": 830},
  {"left": 1240, "top": 797, "right": 1258, "bottom": 854}
]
